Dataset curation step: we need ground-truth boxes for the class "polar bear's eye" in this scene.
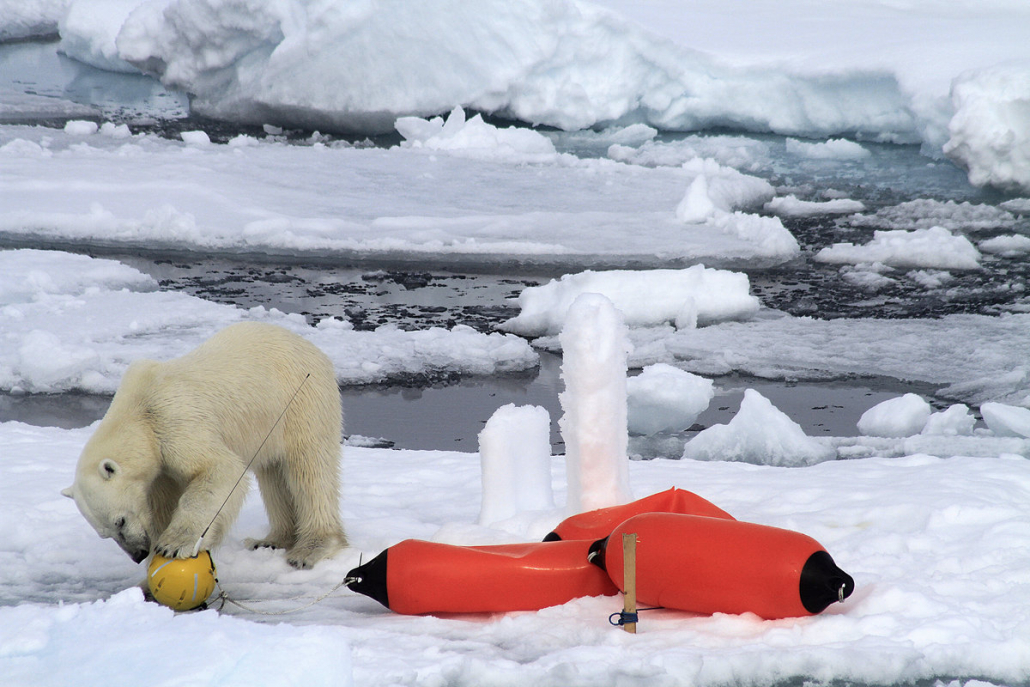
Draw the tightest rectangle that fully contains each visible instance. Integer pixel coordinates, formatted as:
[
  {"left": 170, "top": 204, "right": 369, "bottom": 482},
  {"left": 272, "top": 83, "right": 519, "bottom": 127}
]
[{"left": 115, "top": 517, "right": 126, "bottom": 531}]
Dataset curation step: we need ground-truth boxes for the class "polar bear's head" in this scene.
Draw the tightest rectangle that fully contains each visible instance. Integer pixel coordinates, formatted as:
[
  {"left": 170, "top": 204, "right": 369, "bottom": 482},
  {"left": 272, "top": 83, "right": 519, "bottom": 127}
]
[{"left": 62, "top": 418, "right": 160, "bottom": 564}]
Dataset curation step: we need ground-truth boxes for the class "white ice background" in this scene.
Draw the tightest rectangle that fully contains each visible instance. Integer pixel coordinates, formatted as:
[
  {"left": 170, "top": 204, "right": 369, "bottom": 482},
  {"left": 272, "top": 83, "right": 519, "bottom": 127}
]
[
  {"left": 4, "top": 0, "right": 1030, "bottom": 192},
  {"left": 3, "top": 0, "right": 1030, "bottom": 685}
]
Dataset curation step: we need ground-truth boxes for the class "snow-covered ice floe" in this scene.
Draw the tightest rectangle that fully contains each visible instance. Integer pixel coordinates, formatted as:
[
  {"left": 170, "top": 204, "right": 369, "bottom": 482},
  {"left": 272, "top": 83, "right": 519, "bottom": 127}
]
[
  {"left": 3, "top": 418, "right": 1030, "bottom": 686},
  {"left": 0, "top": 119, "right": 800, "bottom": 268},
  {"left": 0, "top": 249, "right": 537, "bottom": 393},
  {"left": 8, "top": 0, "right": 1030, "bottom": 192},
  {"left": 629, "top": 311, "right": 1030, "bottom": 409},
  {"left": 501, "top": 266, "right": 760, "bottom": 337},
  {"left": 815, "top": 226, "right": 982, "bottom": 271}
]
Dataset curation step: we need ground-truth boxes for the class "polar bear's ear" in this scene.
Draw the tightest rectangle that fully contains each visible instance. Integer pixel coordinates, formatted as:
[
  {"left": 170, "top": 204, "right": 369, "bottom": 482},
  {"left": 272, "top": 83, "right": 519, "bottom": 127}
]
[
  {"left": 61, "top": 487, "right": 74, "bottom": 499},
  {"left": 99, "top": 459, "right": 120, "bottom": 481}
]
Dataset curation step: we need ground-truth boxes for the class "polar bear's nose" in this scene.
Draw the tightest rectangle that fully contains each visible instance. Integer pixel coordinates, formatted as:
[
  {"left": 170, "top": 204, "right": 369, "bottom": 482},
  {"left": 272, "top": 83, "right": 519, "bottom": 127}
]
[
  {"left": 116, "top": 535, "right": 151, "bottom": 564},
  {"left": 113, "top": 518, "right": 150, "bottom": 563}
]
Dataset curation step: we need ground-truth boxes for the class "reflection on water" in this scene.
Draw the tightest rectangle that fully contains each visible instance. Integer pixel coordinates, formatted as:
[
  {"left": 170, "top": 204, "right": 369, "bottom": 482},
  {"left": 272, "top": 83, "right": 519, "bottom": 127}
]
[
  {"left": 0, "top": 354, "right": 945, "bottom": 456},
  {"left": 341, "top": 352, "right": 566, "bottom": 451},
  {"left": 0, "top": 392, "right": 110, "bottom": 430},
  {"left": 0, "top": 39, "right": 189, "bottom": 122}
]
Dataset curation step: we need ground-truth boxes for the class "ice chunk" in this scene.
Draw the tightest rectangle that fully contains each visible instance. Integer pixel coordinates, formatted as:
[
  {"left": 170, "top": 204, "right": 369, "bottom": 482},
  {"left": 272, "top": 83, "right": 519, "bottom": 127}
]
[
  {"left": 114, "top": 0, "right": 918, "bottom": 143},
  {"left": 679, "top": 157, "right": 775, "bottom": 213},
  {"left": 921, "top": 404, "right": 975, "bottom": 436},
  {"left": 396, "top": 107, "right": 557, "bottom": 162},
  {"left": 676, "top": 174, "right": 716, "bottom": 223},
  {"left": 559, "top": 293, "right": 632, "bottom": 512},
  {"left": 626, "top": 364, "right": 714, "bottom": 435},
  {"left": 501, "top": 266, "right": 759, "bottom": 337},
  {"left": 857, "top": 393, "right": 932, "bottom": 437},
  {"left": 944, "top": 63, "right": 1030, "bottom": 194},
  {"left": 64, "top": 120, "right": 98, "bottom": 136},
  {"left": 99, "top": 122, "right": 132, "bottom": 138},
  {"left": 815, "top": 226, "right": 981, "bottom": 270},
  {"left": 846, "top": 199, "right": 1019, "bottom": 233},
  {"left": 180, "top": 130, "right": 211, "bottom": 146},
  {"left": 682, "top": 389, "right": 834, "bottom": 466},
  {"left": 785, "top": 137, "right": 871, "bottom": 160},
  {"left": 765, "top": 194, "right": 866, "bottom": 217},
  {"left": 477, "top": 404, "right": 555, "bottom": 526},
  {"left": 979, "top": 235, "right": 1030, "bottom": 256},
  {"left": 58, "top": 0, "right": 148, "bottom": 73},
  {"left": 0, "top": 0, "right": 65, "bottom": 41},
  {"left": 608, "top": 134, "right": 771, "bottom": 172},
  {"left": 980, "top": 402, "right": 1030, "bottom": 438}
]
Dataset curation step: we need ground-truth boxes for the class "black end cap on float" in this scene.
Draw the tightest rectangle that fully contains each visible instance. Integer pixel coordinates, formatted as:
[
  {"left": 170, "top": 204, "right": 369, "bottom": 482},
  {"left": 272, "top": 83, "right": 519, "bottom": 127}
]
[
  {"left": 587, "top": 536, "right": 609, "bottom": 571},
  {"left": 799, "top": 550, "right": 855, "bottom": 614},
  {"left": 542, "top": 531, "right": 561, "bottom": 542},
  {"left": 345, "top": 549, "right": 390, "bottom": 609}
]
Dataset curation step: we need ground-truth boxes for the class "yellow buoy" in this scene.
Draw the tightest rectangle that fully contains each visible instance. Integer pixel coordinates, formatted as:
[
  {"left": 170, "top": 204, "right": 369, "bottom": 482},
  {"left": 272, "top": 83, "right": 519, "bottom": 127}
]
[{"left": 147, "top": 551, "right": 217, "bottom": 611}]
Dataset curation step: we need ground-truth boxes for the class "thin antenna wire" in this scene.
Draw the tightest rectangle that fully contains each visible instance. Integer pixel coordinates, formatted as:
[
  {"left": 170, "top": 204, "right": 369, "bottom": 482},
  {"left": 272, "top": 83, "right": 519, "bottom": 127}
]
[{"left": 191, "top": 373, "right": 311, "bottom": 557}]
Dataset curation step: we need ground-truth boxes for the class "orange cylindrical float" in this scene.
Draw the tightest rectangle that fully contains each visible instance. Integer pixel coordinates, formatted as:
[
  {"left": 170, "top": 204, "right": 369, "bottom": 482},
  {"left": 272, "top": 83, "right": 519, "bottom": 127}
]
[
  {"left": 346, "top": 539, "right": 618, "bottom": 615},
  {"left": 544, "top": 487, "right": 735, "bottom": 542},
  {"left": 590, "top": 513, "right": 854, "bottom": 619}
]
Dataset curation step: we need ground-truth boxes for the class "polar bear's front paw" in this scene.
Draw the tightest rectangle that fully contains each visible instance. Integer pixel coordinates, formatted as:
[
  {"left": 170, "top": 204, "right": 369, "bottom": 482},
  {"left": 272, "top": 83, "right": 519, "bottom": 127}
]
[
  {"left": 286, "top": 537, "right": 343, "bottom": 570},
  {"left": 286, "top": 549, "right": 319, "bottom": 570},
  {"left": 245, "top": 535, "right": 292, "bottom": 551},
  {"left": 155, "top": 526, "right": 201, "bottom": 559}
]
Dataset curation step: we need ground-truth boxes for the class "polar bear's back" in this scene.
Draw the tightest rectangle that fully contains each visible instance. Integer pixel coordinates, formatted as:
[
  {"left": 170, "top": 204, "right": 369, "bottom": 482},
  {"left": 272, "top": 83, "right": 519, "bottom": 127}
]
[
  {"left": 145, "top": 322, "right": 342, "bottom": 461},
  {"left": 170, "top": 321, "right": 334, "bottom": 387}
]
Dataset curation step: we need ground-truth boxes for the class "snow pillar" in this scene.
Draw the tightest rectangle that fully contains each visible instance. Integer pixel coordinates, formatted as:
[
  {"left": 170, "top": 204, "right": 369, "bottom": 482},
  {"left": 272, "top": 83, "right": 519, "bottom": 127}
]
[
  {"left": 478, "top": 403, "right": 554, "bottom": 526},
  {"left": 559, "top": 293, "right": 633, "bottom": 514}
]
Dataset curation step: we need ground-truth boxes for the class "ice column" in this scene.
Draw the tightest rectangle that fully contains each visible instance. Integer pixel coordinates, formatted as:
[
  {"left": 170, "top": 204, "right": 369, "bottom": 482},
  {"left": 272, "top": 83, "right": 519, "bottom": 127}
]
[
  {"left": 559, "top": 293, "right": 633, "bottom": 513},
  {"left": 478, "top": 403, "right": 554, "bottom": 526}
]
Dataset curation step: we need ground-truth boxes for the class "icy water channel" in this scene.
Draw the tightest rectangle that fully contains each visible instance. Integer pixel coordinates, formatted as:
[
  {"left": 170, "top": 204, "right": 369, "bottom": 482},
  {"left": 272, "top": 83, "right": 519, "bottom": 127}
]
[
  {"left": 0, "top": 250, "right": 950, "bottom": 455},
  {"left": 2, "top": 39, "right": 1025, "bottom": 455}
]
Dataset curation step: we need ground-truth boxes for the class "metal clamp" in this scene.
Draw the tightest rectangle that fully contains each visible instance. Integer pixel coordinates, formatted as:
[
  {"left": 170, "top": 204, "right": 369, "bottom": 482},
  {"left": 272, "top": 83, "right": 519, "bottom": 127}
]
[{"left": 609, "top": 610, "right": 639, "bottom": 627}]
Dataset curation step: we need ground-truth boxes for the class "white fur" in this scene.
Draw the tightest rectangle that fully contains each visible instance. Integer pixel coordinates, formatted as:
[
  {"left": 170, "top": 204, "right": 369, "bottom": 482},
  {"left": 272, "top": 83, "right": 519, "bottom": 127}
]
[{"left": 63, "top": 322, "right": 347, "bottom": 569}]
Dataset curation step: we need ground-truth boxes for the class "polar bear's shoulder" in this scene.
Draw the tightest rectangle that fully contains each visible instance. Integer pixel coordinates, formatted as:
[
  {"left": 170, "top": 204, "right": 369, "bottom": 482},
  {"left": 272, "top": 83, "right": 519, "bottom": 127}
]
[{"left": 107, "top": 358, "right": 163, "bottom": 411}]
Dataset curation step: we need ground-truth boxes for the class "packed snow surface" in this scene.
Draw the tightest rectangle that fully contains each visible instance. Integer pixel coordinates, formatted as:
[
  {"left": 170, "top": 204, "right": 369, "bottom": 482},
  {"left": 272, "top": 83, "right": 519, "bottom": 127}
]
[{"left": 4, "top": 418, "right": 1030, "bottom": 686}]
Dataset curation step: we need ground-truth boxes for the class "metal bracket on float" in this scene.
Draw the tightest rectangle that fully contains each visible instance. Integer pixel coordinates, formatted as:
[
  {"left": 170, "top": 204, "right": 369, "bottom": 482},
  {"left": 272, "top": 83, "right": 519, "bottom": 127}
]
[{"left": 609, "top": 610, "right": 639, "bottom": 627}]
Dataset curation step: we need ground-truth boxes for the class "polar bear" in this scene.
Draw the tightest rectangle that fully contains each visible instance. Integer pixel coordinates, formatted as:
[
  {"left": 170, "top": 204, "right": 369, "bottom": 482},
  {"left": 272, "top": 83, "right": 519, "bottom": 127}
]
[{"left": 62, "top": 321, "right": 347, "bottom": 569}]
